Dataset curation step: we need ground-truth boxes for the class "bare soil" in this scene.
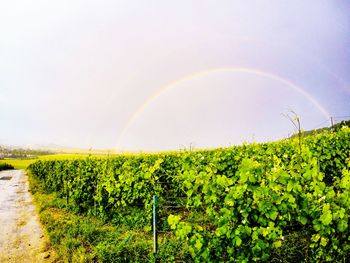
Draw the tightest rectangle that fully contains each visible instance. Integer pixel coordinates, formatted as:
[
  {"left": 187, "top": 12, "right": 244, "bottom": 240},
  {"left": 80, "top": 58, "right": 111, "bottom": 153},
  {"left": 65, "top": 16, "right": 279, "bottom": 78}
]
[{"left": 0, "top": 170, "right": 54, "bottom": 262}]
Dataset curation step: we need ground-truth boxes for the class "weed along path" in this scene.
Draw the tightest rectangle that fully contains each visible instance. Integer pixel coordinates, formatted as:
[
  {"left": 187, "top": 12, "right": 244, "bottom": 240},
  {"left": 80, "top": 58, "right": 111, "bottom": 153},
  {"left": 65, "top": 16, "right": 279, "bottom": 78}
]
[{"left": 0, "top": 170, "right": 51, "bottom": 262}]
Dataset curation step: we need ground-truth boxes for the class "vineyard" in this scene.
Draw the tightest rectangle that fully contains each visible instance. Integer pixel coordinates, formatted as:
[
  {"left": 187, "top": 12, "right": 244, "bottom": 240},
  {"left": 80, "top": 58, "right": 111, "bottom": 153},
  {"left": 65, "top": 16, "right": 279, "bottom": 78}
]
[{"left": 28, "top": 126, "right": 350, "bottom": 262}]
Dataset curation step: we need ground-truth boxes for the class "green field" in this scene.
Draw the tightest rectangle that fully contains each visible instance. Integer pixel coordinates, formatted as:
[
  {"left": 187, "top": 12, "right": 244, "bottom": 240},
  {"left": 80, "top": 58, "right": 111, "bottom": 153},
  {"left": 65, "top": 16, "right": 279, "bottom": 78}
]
[
  {"left": 0, "top": 159, "right": 38, "bottom": 170},
  {"left": 0, "top": 153, "right": 115, "bottom": 170}
]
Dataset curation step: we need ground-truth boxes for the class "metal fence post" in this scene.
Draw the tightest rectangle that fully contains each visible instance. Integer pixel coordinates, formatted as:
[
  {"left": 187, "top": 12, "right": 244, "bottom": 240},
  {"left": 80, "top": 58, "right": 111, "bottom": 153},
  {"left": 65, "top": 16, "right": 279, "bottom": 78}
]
[{"left": 153, "top": 195, "right": 158, "bottom": 254}]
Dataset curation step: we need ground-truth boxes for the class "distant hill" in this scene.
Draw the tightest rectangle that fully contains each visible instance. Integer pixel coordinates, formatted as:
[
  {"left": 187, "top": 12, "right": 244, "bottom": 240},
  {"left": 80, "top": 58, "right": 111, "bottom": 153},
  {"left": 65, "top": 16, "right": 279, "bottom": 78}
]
[
  {"left": 0, "top": 146, "right": 52, "bottom": 159},
  {"left": 0, "top": 143, "right": 117, "bottom": 158},
  {"left": 2, "top": 119, "right": 348, "bottom": 157}
]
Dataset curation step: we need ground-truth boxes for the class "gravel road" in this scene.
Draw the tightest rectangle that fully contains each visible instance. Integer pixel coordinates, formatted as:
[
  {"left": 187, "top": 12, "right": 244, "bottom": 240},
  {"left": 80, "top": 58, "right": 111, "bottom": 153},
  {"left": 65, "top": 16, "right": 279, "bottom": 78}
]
[{"left": 0, "top": 170, "right": 52, "bottom": 262}]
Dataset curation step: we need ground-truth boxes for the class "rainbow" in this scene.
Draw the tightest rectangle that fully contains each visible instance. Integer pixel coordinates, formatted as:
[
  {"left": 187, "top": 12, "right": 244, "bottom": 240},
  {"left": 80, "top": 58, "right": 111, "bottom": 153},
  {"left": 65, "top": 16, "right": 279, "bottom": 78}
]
[{"left": 116, "top": 67, "right": 331, "bottom": 149}]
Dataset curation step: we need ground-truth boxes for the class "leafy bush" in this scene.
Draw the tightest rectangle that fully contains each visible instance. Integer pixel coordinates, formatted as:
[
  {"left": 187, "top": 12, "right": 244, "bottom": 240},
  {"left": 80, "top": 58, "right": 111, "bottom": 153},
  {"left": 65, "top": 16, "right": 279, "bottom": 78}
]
[
  {"left": 28, "top": 126, "right": 350, "bottom": 262},
  {"left": 0, "top": 162, "right": 14, "bottom": 171},
  {"left": 169, "top": 149, "right": 350, "bottom": 262}
]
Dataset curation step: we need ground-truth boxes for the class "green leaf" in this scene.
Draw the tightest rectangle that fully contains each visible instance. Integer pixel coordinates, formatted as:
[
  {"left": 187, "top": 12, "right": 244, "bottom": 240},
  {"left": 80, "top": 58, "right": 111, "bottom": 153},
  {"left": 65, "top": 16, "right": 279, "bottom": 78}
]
[
  {"left": 273, "top": 240, "right": 282, "bottom": 248},
  {"left": 252, "top": 244, "right": 261, "bottom": 255},
  {"left": 287, "top": 181, "right": 293, "bottom": 192},
  {"left": 312, "top": 234, "right": 320, "bottom": 242},
  {"left": 236, "top": 237, "right": 242, "bottom": 247},
  {"left": 320, "top": 208, "right": 332, "bottom": 225},
  {"left": 300, "top": 216, "right": 308, "bottom": 225},
  {"left": 337, "top": 220, "right": 348, "bottom": 232},
  {"left": 194, "top": 239, "right": 203, "bottom": 251},
  {"left": 168, "top": 214, "right": 181, "bottom": 229},
  {"left": 269, "top": 211, "right": 278, "bottom": 220}
]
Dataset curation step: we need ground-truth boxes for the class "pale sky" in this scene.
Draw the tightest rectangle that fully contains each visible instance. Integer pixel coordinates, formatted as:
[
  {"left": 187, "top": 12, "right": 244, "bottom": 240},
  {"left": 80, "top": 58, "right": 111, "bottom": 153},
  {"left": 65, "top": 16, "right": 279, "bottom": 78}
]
[{"left": 1, "top": 1, "right": 349, "bottom": 151}]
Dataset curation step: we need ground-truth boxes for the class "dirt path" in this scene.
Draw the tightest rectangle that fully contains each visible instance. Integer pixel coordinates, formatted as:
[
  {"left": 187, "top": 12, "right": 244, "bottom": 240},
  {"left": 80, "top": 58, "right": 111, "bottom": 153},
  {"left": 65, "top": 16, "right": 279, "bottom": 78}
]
[{"left": 0, "top": 170, "right": 52, "bottom": 262}]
